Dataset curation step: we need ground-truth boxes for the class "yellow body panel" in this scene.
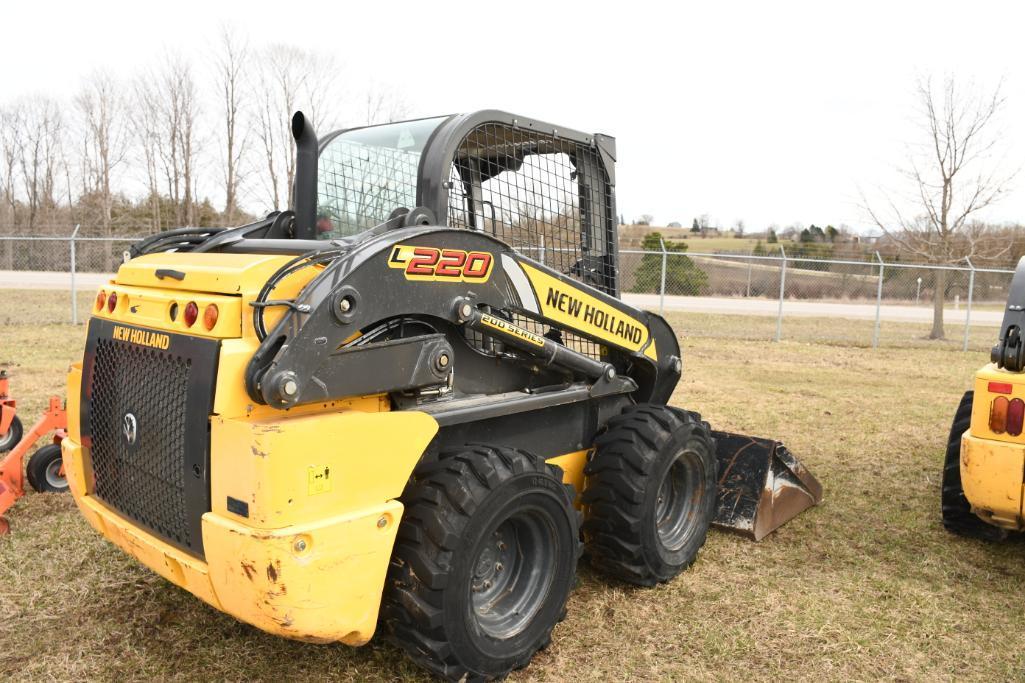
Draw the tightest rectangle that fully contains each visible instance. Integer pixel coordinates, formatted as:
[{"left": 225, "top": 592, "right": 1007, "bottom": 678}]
[
  {"left": 962, "top": 363, "right": 1025, "bottom": 530},
  {"left": 209, "top": 409, "right": 438, "bottom": 528},
  {"left": 960, "top": 433, "right": 1025, "bottom": 528},
  {"left": 547, "top": 449, "right": 590, "bottom": 507}
]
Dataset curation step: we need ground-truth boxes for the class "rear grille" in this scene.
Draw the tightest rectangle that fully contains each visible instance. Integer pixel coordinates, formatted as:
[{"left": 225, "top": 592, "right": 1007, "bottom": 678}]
[{"left": 82, "top": 319, "right": 219, "bottom": 557}]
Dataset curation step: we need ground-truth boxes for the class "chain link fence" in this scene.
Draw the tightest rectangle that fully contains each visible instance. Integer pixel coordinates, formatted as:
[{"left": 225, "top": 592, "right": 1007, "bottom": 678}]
[
  {"left": 0, "top": 231, "right": 1016, "bottom": 353},
  {"left": 618, "top": 246, "right": 1014, "bottom": 352}
]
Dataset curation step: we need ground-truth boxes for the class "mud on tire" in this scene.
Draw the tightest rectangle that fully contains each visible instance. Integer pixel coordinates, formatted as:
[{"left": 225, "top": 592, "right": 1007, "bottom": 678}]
[
  {"left": 582, "top": 403, "right": 717, "bottom": 586},
  {"left": 382, "top": 444, "right": 580, "bottom": 681}
]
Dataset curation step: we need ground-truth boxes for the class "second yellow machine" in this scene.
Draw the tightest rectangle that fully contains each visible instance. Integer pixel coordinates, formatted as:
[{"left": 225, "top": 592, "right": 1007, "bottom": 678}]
[{"left": 62, "top": 111, "right": 820, "bottom": 680}]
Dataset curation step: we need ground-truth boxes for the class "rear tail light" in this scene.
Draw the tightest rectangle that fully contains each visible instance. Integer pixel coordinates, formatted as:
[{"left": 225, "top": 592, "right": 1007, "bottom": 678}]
[
  {"left": 96, "top": 290, "right": 106, "bottom": 310},
  {"left": 203, "top": 304, "right": 219, "bottom": 330},
  {"left": 991, "top": 396, "right": 1010, "bottom": 433},
  {"left": 989, "top": 381, "right": 1014, "bottom": 394},
  {"left": 183, "top": 301, "right": 198, "bottom": 327},
  {"left": 1008, "top": 398, "right": 1025, "bottom": 436},
  {"left": 107, "top": 291, "right": 118, "bottom": 312}
]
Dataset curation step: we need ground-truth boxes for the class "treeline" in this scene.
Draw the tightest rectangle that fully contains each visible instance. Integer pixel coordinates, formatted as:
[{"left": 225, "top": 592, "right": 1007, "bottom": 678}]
[{"left": 0, "top": 28, "right": 407, "bottom": 240}]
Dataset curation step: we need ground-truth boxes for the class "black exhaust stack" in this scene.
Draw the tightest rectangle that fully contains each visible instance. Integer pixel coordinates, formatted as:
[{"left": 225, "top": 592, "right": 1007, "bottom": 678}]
[{"left": 291, "top": 111, "right": 318, "bottom": 239}]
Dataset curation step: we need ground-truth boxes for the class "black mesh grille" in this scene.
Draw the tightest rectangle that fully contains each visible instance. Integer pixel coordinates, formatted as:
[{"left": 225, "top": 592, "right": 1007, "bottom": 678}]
[
  {"left": 90, "top": 340, "right": 193, "bottom": 547},
  {"left": 447, "top": 122, "right": 617, "bottom": 295},
  {"left": 83, "top": 321, "right": 218, "bottom": 557}
]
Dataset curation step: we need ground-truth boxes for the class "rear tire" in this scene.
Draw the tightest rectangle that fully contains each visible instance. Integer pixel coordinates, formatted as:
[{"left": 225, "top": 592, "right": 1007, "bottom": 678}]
[
  {"left": 27, "top": 444, "right": 68, "bottom": 493},
  {"left": 582, "top": 403, "right": 717, "bottom": 586},
  {"left": 942, "top": 390, "right": 1008, "bottom": 541},
  {"left": 383, "top": 444, "right": 580, "bottom": 681},
  {"left": 0, "top": 415, "right": 23, "bottom": 452}
]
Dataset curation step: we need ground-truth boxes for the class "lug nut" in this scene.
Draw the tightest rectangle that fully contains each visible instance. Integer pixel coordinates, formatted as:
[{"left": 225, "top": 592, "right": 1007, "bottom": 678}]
[
  {"left": 339, "top": 298, "right": 352, "bottom": 313},
  {"left": 438, "top": 353, "right": 450, "bottom": 368}
]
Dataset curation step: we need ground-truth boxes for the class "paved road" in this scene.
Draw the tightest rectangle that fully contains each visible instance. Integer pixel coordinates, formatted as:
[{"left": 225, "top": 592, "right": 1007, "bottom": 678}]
[
  {"left": 0, "top": 270, "right": 1003, "bottom": 326},
  {"left": 622, "top": 293, "right": 1002, "bottom": 325},
  {"left": 0, "top": 270, "right": 110, "bottom": 290}
]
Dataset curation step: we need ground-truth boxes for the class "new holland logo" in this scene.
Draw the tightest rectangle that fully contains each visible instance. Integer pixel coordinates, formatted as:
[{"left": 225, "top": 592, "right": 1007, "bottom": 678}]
[
  {"left": 388, "top": 244, "right": 493, "bottom": 282},
  {"left": 122, "top": 412, "right": 138, "bottom": 446},
  {"left": 112, "top": 324, "right": 170, "bottom": 350}
]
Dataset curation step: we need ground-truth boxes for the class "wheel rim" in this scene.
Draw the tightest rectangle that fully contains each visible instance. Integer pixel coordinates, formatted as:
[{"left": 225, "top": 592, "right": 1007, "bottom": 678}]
[
  {"left": 470, "top": 507, "right": 557, "bottom": 639},
  {"left": 45, "top": 459, "right": 66, "bottom": 490},
  {"left": 0, "top": 427, "right": 16, "bottom": 450},
  {"left": 655, "top": 451, "right": 702, "bottom": 551}
]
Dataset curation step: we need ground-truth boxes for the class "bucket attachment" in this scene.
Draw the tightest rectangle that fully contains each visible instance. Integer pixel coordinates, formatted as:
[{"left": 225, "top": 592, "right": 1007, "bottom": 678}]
[{"left": 711, "top": 431, "right": 822, "bottom": 541}]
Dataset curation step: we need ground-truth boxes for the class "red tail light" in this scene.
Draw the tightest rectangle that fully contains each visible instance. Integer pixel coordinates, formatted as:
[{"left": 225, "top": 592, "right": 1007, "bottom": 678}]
[
  {"left": 1008, "top": 398, "right": 1025, "bottom": 436},
  {"left": 989, "top": 381, "right": 1014, "bottom": 395},
  {"left": 96, "top": 290, "right": 106, "bottom": 310},
  {"left": 991, "top": 396, "right": 1009, "bottom": 433},
  {"left": 183, "top": 301, "right": 199, "bottom": 327},
  {"left": 107, "top": 291, "right": 118, "bottom": 312}
]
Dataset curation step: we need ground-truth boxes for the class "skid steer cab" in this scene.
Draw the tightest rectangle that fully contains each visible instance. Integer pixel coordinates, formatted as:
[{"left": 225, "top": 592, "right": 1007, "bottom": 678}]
[
  {"left": 63, "top": 110, "right": 819, "bottom": 681},
  {"left": 944, "top": 255, "right": 1025, "bottom": 541}
]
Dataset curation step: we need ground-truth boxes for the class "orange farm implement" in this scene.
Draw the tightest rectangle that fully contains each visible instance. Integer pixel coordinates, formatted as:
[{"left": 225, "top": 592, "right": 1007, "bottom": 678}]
[{"left": 0, "top": 370, "right": 69, "bottom": 534}]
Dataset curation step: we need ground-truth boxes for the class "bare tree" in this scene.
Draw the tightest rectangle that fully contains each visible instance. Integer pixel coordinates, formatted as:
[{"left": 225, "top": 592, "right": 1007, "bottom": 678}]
[
  {"left": 17, "top": 96, "right": 65, "bottom": 231},
  {"left": 362, "top": 85, "right": 410, "bottom": 126},
  {"left": 865, "top": 76, "right": 1016, "bottom": 339},
  {"left": 215, "top": 27, "right": 248, "bottom": 224},
  {"left": 76, "top": 70, "right": 128, "bottom": 265},
  {"left": 134, "top": 55, "right": 202, "bottom": 228},
  {"left": 0, "top": 103, "right": 22, "bottom": 229},
  {"left": 250, "top": 45, "right": 339, "bottom": 212}
]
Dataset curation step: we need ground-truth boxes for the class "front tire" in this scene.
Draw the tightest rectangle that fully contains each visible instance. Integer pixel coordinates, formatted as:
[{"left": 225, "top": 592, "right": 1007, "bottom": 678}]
[
  {"left": 941, "top": 390, "right": 1008, "bottom": 541},
  {"left": 383, "top": 444, "right": 580, "bottom": 681},
  {"left": 583, "top": 404, "right": 717, "bottom": 586}
]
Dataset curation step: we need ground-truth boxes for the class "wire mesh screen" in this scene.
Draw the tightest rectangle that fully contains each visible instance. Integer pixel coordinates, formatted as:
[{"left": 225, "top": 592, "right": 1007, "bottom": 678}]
[
  {"left": 316, "top": 141, "right": 420, "bottom": 238},
  {"left": 447, "top": 122, "right": 617, "bottom": 296},
  {"left": 316, "top": 117, "right": 446, "bottom": 239}
]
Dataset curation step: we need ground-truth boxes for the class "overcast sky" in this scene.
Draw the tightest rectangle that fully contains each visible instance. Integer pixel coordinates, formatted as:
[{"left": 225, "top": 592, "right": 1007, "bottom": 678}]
[{"left": 3, "top": 0, "right": 1024, "bottom": 232}]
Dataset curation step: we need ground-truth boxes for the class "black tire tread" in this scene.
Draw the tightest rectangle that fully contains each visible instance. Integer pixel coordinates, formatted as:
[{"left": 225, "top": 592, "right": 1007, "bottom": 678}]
[
  {"left": 582, "top": 403, "right": 716, "bottom": 586},
  {"left": 26, "top": 443, "right": 66, "bottom": 493},
  {"left": 0, "top": 415, "right": 23, "bottom": 452},
  {"left": 383, "top": 444, "right": 580, "bottom": 681},
  {"left": 941, "top": 390, "right": 1008, "bottom": 541}
]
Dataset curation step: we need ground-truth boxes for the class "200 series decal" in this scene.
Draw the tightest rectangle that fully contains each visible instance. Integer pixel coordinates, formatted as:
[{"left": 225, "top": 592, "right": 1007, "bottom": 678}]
[{"left": 388, "top": 245, "right": 493, "bottom": 282}]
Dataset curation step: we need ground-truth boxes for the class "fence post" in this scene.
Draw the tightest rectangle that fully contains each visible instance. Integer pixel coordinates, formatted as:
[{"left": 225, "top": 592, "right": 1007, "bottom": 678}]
[
  {"left": 69, "top": 224, "right": 81, "bottom": 325},
  {"left": 872, "top": 251, "right": 884, "bottom": 349},
  {"left": 658, "top": 237, "right": 667, "bottom": 316},
  {"left": 775, "top": 247, "right": 787, "bottom": 342},
  {"left": 963, "top": 258, "right": 975, "bottom": 352},
  {"left": 746, "top": 249, "right": 753, "bottom": 297}
]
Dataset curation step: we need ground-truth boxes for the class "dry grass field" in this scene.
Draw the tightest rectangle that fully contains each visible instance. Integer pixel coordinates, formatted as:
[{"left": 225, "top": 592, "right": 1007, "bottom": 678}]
[{"left": 2, "top": 290, "right": 1024, "bottom": 681}]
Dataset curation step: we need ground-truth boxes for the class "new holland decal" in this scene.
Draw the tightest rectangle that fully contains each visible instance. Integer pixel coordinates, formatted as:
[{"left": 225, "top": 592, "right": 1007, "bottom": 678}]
[
  {"left": 388, "top": 244, "right": 493, "bottom": 282},
  {"left": 112, "top": 324, "right": 171, "bottom": 350},
  {"left": 517, "top": 261, "right": 657, "bottom": 359}
]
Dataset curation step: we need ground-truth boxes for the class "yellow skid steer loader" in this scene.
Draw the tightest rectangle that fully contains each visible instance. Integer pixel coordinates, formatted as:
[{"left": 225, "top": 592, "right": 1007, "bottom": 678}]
[{"left": 62, "top": 111, "right": 820, "bottom": 680}]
